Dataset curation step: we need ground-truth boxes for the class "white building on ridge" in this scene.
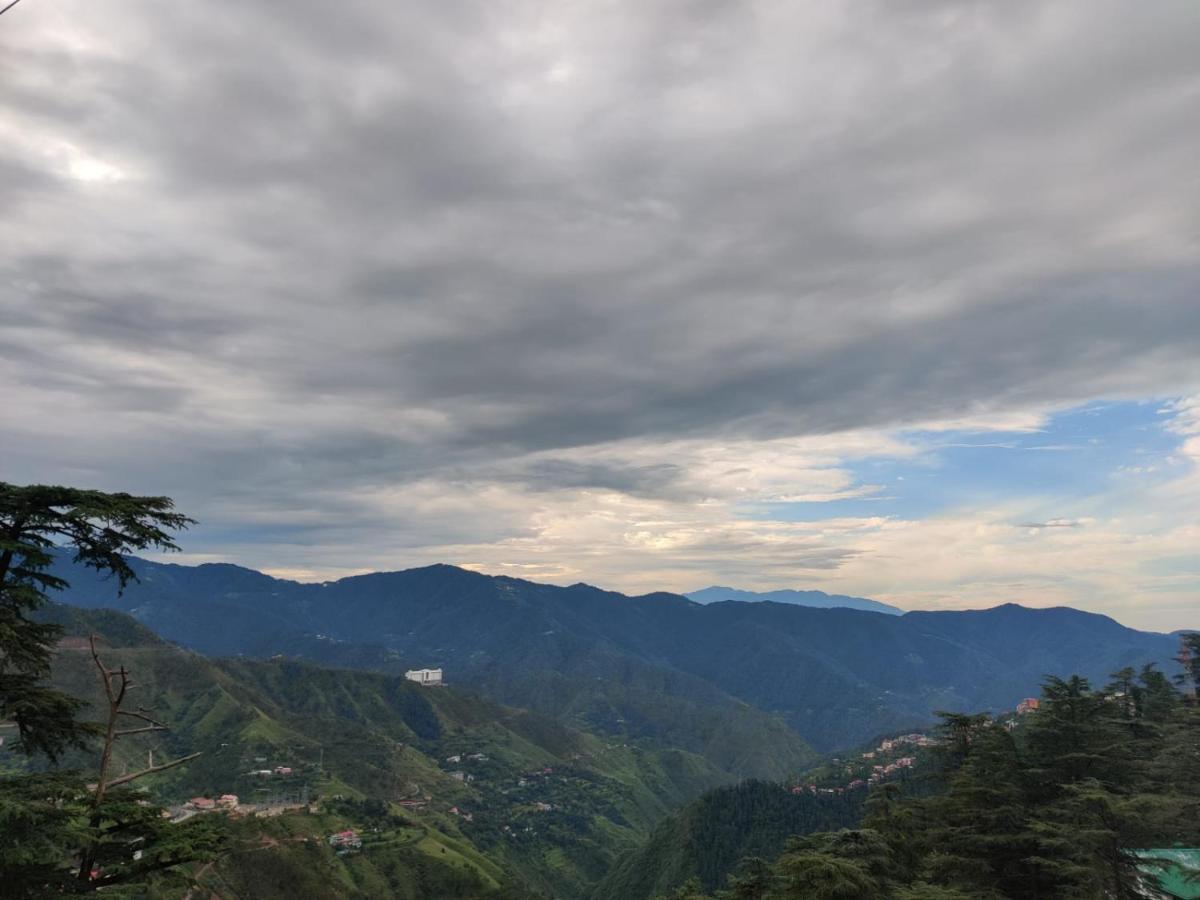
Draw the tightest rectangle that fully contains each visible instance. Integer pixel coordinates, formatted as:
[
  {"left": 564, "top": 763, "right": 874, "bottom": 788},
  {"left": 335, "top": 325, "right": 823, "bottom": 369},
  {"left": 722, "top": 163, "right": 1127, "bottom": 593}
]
[{"left": 405, "top": 667, "right": 443, "bottom": 686}]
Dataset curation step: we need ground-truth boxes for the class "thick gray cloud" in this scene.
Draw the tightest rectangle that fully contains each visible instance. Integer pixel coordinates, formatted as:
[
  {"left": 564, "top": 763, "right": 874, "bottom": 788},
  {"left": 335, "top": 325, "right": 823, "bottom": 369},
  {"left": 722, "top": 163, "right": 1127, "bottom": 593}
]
[{"left": 2, "top": 1, "right": 1199, "bottom": 620}]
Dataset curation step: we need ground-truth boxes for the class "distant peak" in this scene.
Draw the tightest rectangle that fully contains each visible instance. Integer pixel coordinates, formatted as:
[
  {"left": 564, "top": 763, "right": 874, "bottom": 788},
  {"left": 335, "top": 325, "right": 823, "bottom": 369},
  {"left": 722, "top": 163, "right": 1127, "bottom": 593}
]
[{"left": 685, "top": 586, "right": 902, "bottom": 615}]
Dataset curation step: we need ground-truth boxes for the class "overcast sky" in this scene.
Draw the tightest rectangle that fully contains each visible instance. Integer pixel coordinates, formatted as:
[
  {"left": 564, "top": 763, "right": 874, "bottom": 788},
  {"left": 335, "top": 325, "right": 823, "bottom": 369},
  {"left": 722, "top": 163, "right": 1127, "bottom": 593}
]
[{"left": 3, "top": 1, "right": 1199, "bottom": 630}]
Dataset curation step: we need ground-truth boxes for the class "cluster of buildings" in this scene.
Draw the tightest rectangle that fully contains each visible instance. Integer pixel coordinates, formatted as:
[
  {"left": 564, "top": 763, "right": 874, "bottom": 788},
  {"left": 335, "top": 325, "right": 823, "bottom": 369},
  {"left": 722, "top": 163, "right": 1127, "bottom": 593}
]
[
  {"left": 185, "top": 794, "right": 239, "bottom": 812},
  {"left": 444, "top": 750, "right": 491, "bottom": 783},
  {"left": 1016, "top": 697, "right": 1041, "bottom": 715},
  {"left": 868, "top": 756, "right": 916, "bottom": 783},
  {"left": 445, "top": 752, "right": 488, "bottom": 764},
  {"left": 792, "top": 731, "right": 936, "bottom": 797},
  {"left": 791, "top": 754, "right": 917, "bottom": 797},
  {"left": 246, "top": 765, "right": 296, "bottom": 777},
  {"left": 859, "top": 735, "right": 934, "bottom": 765},
  {"left": 876, "top": 733, "right": 937, "bottom": 752}
]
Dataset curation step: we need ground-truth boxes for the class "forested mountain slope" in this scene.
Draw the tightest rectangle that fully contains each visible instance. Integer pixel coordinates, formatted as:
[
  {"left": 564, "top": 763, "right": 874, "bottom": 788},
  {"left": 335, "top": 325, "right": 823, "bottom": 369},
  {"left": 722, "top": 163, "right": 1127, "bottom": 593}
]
[
  {"left": 23, "top": 605, "right": 730, "bottom": 899},
  {"left": 619, "top": 664, "right": 1200, "bottom": 900},
  {"left": 592, "top": 780, "right": 865, "bottom": 900},
  {"left": 50, "top": 556, "right": 1182, "bottom": 752}
]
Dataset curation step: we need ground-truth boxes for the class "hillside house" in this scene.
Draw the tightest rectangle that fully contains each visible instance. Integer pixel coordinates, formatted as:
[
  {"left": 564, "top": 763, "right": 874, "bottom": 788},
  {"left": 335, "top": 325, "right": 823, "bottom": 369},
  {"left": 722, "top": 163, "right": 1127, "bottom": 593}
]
[
  {"left": 328, "top": 830, "right": 362, "bottom": 851},
  {"left": 188, "top": 797, "right": 216, "bottom": 811},
  {"left": 217, "top": 794, "right": 239, "bottom": 809},
  {"left": 405, "top": 667, "right": 443, "bottom": 686},
  {"left": 1017, "top": 697, "right": 1041, "bottom": 714}
]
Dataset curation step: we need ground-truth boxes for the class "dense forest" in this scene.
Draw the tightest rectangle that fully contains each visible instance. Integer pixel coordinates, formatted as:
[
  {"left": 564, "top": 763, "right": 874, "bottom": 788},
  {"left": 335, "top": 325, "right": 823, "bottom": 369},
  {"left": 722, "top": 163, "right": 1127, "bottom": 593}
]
[
  {"left": 650, "top": 651, "right": 1200, "bottom": 900},
  {"left": 595, "top": 781, "right": 864, "bottom": 900}
]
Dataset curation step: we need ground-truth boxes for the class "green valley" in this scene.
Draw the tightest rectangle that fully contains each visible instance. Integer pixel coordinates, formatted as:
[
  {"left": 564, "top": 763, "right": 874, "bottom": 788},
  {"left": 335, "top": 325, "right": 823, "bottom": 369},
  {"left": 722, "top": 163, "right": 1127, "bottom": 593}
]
[{"left": 16, "top": 604, "right": 736, "bottom": 897}]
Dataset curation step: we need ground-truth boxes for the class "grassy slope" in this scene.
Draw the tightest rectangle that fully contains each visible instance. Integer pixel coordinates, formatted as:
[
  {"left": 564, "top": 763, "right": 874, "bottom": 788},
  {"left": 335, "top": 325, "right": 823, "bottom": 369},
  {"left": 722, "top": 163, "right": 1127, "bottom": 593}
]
[{"left": 30, "top": 605, "right": 732, "bottom": 898}]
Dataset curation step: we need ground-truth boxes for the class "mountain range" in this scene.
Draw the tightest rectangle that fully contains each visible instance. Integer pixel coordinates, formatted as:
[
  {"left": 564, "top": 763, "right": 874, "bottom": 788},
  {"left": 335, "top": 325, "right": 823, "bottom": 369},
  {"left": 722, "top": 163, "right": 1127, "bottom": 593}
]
[
  {"left": 48, "top": 554, "right": 1185, "bottom": 757},
  {"left": 686, "top": 586, "right": 902, "bottom": 615}
]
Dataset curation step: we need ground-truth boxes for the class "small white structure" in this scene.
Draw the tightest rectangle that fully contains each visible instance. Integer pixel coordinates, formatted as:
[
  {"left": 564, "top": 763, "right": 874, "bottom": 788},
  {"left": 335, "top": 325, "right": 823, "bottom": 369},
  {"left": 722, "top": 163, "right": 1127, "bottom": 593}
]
[{"left": 405, "top": 667, "right": 443, "bottom": 686}]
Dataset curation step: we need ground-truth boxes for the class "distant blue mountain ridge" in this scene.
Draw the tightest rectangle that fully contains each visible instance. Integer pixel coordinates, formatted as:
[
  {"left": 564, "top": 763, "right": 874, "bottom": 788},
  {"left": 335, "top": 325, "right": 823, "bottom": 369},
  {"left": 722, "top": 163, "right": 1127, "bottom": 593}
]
[
  {"left": 686, "top": 585, "right": 903, "bottom": 615},
  {"left": 46, "top": 551, "right": 1185, "bottom": 753}
]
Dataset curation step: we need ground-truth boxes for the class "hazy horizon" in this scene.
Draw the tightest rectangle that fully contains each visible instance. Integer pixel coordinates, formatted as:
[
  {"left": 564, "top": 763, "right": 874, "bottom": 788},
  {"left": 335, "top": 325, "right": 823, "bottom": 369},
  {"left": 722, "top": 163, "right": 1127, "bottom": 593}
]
[{"left": 114, "top": 551, "right": 1195, "bottom": 636}]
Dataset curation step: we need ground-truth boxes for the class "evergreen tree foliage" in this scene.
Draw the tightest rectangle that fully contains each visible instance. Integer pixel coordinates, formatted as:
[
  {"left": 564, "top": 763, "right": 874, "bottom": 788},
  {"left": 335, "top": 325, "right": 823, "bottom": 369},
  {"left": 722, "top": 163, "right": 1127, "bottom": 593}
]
[
  {"left": 1178, "top": 632, "right": 1200, "bottom": 696},
  {"left": 0, "top": 483, "right": 213, "bottom": 893},
  {"left": 602, "top": 780, "right": 862, "bottom": 899},
  {"left": 645, "top": 666, "right": 1199, "bottom": 900},
  {"left": 1, "top": 482, "right": 193, "bottom": 759}
]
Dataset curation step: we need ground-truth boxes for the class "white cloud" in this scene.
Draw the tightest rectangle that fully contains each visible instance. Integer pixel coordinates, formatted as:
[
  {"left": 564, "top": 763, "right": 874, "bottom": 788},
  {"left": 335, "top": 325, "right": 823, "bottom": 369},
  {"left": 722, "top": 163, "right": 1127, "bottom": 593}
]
[{"left": 2, "top": 0, "right": 1199, "bottom": 630}]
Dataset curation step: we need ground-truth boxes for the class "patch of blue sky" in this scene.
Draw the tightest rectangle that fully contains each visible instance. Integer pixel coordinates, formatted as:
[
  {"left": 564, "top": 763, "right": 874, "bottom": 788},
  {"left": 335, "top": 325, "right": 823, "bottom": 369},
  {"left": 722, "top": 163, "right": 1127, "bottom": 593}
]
[
  {"left": 186, "top": 521, "right": 330, "bottom": 547},
  {"left": 747, "top": 399, "right": 1188, "bottom": 523},
  {"left": 1139, "top": 554, "right": 1200, "bottom": 577}
]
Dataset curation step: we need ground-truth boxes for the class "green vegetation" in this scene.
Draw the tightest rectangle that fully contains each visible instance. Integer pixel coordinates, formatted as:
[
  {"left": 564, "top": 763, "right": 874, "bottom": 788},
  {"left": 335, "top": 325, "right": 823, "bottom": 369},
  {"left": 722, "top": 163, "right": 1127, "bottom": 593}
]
[
  {"left": 593, "top": 781, "right": 864, "bottom": 900},
  {"left": 5, "top": 482, "right": 1196, "bottom": 898},
  {"left": 484, "top": 665, "right": 817, "bottom": 780},
  {"left": 0, "top": 483, "right": 223, "bottom": 894},
  {"left": 8, "top": 603, "right": 734, "bottom": 897},
  {"left": 642, "top": 659, "right": 1200, "bottom": 900},
  {"left": 140, "top": 808, "right": 541, "bottom": 900},
  {"left": 50, "top": 553, "right": 1182, "bottom": 755},
  {"left": 1, "top": 482, "right": 191, "bottom": 760}
]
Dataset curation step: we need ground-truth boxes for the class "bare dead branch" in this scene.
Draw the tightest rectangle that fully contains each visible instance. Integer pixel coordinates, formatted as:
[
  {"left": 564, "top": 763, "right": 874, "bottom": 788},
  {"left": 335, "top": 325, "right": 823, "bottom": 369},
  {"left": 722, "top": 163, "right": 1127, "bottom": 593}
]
[
  {"left": 89, "top": 634, "right": 115, "bottom": 705},
  {"left": 115, "top": 667, "right": 130, "bottom": 707},
  {"left": 117, "top": 709, "right": 170, "bottom": 729},
  {"left": 104, "top": 751, "right": 203, "bottom": 790}
]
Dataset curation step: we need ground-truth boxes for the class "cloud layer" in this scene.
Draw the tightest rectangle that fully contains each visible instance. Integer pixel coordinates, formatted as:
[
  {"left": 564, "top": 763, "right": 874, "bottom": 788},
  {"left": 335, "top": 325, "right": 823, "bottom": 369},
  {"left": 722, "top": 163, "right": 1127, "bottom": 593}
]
[{"left": 2, "top": 1, "right": 1198, "bottom": 629}]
